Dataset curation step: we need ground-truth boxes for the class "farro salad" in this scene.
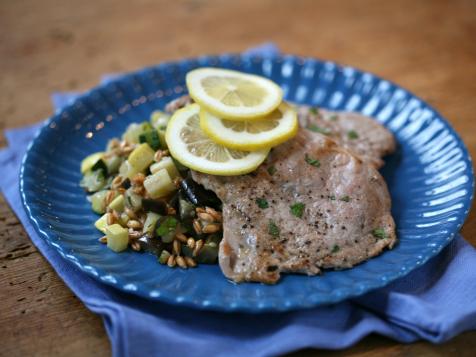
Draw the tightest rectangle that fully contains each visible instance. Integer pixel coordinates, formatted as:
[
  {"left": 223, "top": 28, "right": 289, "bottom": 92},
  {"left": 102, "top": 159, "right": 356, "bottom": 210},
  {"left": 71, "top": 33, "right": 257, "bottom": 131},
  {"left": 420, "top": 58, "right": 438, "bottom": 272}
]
[{"left": 81, "top": 109, "right": 222, "bottom": 269}]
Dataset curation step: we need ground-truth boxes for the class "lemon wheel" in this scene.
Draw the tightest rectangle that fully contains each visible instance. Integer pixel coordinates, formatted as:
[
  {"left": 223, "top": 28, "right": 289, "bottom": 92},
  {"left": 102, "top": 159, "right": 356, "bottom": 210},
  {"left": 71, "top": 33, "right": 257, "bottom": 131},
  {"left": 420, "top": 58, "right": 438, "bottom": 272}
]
[
  {"left": 200, "top": 103, "right": 298, "bottom": 151},
  {"left": 165, "top": 104, "right": 269, "bottom": 175},
  {"left": 186, "top": 68, "right": 282, "bottom": 120}
]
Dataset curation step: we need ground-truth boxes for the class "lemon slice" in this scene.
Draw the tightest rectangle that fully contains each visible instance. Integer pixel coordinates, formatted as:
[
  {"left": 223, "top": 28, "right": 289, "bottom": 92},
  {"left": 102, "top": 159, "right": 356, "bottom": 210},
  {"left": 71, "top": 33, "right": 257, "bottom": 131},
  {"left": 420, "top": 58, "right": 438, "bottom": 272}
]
[
  {"left": 186, "top": 68, "right": 283, "bottom": 120},
  {"left": 200, "top": 103, "right": 298, "bottom": 151},
  {"left": 165, "top": 104, "right": 269, "bottom": 175}
]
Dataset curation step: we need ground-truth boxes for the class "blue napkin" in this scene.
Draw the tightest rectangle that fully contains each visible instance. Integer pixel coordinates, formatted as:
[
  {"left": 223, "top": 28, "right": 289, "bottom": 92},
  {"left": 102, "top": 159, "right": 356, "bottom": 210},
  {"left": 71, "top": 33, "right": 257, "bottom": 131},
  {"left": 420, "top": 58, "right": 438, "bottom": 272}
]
[{"left": 2, "top": 44, "right": 476, "bottom": 357}]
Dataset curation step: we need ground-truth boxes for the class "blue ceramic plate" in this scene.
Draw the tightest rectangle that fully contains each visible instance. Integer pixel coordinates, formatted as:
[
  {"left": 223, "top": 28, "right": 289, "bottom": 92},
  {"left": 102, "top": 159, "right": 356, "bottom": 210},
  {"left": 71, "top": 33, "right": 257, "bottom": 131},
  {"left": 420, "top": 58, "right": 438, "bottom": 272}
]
[{"left": 20, "top": 54, "right": 474, "bottom": 312}]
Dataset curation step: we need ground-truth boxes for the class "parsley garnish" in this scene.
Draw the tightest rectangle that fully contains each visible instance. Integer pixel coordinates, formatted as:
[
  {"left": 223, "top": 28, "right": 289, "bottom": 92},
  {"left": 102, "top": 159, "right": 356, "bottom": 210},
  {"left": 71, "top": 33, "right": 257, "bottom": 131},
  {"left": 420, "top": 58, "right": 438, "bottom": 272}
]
[
  {"left": 156, "top": 217, "right": 178, "bottom": 236},
  {"left": 268, "top": 220, "right": 280, "bottom": 237},
  {"left": 267, "top": 165, "right": 277, "bottom": 176},
  {"left": 339, "top": 196, "right": 351, "bottom": 202},
  {"left": 305, "top": 153, "right": 320, "bottom": 168},
  {"left": 290, "top": 202, "right": 305, "bottom": 218},
  {"left": 256, "top": 198, "right": 269, "bottom": 209},
  {"left": 307, "top": 124, "right": 331, "bottom": 135},
  {"left": 329, "top": 115, "right": 338, "bottom": 121},
  {"left": 372, "top": 228, "right": 387, "bottom": 239},
  {"left": 347, "top": 130, "right": 359, "bottom": 139},
  {"left": 309, "top": 107, "right": 319, "bottom": 115},
  {"left": 332, "top": 245, "right": 340, "bottom": 253}
]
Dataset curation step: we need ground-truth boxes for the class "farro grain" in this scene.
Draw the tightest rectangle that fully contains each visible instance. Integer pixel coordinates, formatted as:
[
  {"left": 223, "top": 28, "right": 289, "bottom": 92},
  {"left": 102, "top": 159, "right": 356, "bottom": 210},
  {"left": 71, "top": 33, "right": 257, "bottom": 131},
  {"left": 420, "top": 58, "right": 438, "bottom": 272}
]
[
  {"left": 193, "top": 239, "right": 204, "bottom": 257},
  {"left": 202, "top": 223, "right": 220, "bottom": 234},
  {"left": 184, "top": 257, "right": 197, "bottom": 268},
  {"left": 167, "top": 255, "right": 176, "bottom": 267},
  {"left": 176, "top": 256, "right": 187, "bottom": 269}
]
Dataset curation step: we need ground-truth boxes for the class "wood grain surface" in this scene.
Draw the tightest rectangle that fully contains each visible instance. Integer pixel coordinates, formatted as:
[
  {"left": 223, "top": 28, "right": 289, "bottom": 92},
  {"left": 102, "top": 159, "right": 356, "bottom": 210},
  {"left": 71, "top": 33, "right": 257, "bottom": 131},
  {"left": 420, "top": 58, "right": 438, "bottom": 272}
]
[{"left": 1, "top": 0, "right": 475, "bottom": 356}]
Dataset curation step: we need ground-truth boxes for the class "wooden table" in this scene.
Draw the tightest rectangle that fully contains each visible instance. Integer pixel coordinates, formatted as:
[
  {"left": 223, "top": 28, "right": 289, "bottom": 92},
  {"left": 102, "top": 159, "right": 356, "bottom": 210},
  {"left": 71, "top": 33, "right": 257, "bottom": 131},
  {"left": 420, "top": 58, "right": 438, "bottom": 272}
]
[{"left": 1, "top": 0, "right": 475, "bottom": 355}]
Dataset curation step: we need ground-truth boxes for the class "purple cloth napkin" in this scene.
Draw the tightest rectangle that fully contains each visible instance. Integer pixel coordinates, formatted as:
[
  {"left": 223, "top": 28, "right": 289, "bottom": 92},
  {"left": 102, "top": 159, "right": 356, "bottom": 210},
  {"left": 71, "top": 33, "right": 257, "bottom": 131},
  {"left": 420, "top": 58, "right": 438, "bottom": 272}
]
[{"left": 2, "top": 44, "right": 476, "bottom": 357}]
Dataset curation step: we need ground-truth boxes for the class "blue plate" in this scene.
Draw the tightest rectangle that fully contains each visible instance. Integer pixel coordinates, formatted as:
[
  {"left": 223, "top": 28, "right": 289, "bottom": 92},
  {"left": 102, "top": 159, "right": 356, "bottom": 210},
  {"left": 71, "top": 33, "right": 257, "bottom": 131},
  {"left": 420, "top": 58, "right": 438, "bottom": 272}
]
[{"left": 20, "top": 54, "right": 474, "bottom": 312}]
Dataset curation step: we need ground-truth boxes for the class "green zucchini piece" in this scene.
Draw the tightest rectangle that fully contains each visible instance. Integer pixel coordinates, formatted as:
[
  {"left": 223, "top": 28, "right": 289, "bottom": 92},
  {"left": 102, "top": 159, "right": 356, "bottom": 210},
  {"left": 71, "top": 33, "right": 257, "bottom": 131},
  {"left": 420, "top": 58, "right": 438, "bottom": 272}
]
[
  {"left": 89, "top": 190, "right": 109, "bottom": 214},
  {"left": 94, "top": 213, "right": 108, "bottom": 233},
  {"left": 158, "top": 250, "right": 171, "bottom": 264},
  {"left": 150, "top": 110, "right": 170, "bottom": 130},
  {"left": 156, "top": 216, "right": 177, "bottom": 243},
  {"left": 144, "top": 168, "right": 176, "bottom": 199},
  {"left": 150, "top": 156, "right": 179, "bottom": 179},
  {"left": 128, "top": 143, "right": 155, "bottom": 172},
  {"left": 91, "top": 158, "right": 108, "bottom": 174},
  {"left": 104, "top": 155, "right": 122, "bottom": 175},
  {"left": 179, "top": 196, "right": 196, "bottom": 222},
  {"left": 122, "top": 123, "right": 144, "bottom": 144},
  {"left": 143, "top": 212, "right": 161, "bottom": 237},
  {"left": 105, "top": 224, "right": 129, "bottom": 252},
  {"left": 125, "top": 188, "right": 143, "bottom": 211},
  {"left": 81, "top": 152, "right": 104, "bottom": 174},
  {"left": 196, "top": 242, "right": 219, "bottom": 264},
  {"left": 139, "top": 130, "right": 161, "bottom": 151},
  {"left": 119, "top": 160, "right": 140, "bottom": 180},
  {"left": 80, "top": 170, "right": 106, "bottom": 193},
  {"left": 108, "top": 194, "right": 125, "bottom": 212}
]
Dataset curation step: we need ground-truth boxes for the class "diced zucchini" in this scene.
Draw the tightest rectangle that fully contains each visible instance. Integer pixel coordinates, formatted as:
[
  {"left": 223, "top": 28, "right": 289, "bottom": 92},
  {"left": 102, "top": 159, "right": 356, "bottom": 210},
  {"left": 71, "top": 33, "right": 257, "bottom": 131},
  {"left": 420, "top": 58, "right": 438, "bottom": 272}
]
[
  {"left": 150, "top": 110, "right": 170, "bottom": 130},
  {"left": 158, "top": 250, "right": 171, "bottom": 264},
  {"left": 128, "top": 143, "right": 155, "bottom": 172},
  {"left": 105, "top": 224, "right": 129, "bottom": 252},
  {"left": 158, "top": 129, "right": 167, "bottom": 149},
  {"left": 179, "top": 196, "right": 195, "bottom": 222},
  {"left": 156, "top": 216, "right": 178, "bottom": 243},
  {"left": 196, "top": 242, "right": 219, "bottom": 264},
  {"left": 125, "top": 188, "right": 143, "bottom": 211},
  {"left": 139, "top": 130, "right": 161, "bottom": 151},
  {"left": 104, "top": 155, "right": 122, "bottom": 175},
  {"left": 81, "top": 152, "right": 104, "bottom": 174},
  {"left": 94, "top": 214, "right": 108, "bottom": 233},
  {"left": 108, "top": 194, "right": 125, "bottom": 212},
  {"left": 119, "top": 160, "right": 140, "bottom": 179},
  {"left": 90, "top": 190, "right": 110, "bottom": 214},
  {"left": 143, "top": 212, "right": 161, "bottom": 237},
  {"left": 118, "top": 212, "right": 130, "bottom": 227},
  {"left": 144, "top": 168, "right": 176, "bottom": 199},
  {"left": 150, "top": 156, "right": 179, "bottom": 179},
  {"left": 80, "top": 170, "right": 107, "bottom": 193}
]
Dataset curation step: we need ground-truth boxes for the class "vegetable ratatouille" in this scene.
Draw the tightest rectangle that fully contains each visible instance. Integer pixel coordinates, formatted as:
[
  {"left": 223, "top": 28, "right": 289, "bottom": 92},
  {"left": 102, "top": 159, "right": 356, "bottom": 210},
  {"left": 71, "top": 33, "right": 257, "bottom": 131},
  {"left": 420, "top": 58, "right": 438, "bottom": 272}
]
[{"left": 80, "top": 110, "right": 222, "bottom": 269}]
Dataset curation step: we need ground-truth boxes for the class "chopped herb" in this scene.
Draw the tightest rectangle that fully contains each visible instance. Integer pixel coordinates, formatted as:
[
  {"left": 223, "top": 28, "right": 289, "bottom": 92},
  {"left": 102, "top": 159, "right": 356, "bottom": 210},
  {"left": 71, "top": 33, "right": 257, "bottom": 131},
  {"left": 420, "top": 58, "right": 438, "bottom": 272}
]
[
  {"left": 309, "top": 107, "right": 319, "bottom": 115},
  {"left": 329, "top": 115, "right": 338, "bottom": 121},
  {"left": 256, "top": 198, "right": 269, "bottom": 209},
  {"left": 329, "top": 195, "right": 336, "bottom": 200},
  {"left": 268, "top": 220, "right": 280, "bottom": 237},
  {"left": 156, "top": 217, "right": 178, "bottom": 236},
  {"left": 347, "top": 130, "right": 359, "bottom": 140},
  {"left": 290, "top": 202, "right": 305, "bottom": 218},
  {"left": 305, "top": 153, "right": 321, "bottom": 168},
  {"left": 267, "top": 165, "right": 277, "bottom": 176},
  {"left": 372, "top": 228, "right": 387, "bottom": 239},
  {"left": 339, "top": 196, "right": 351, "bottom": 202},
  {"left": 332, "top": 245, "right": 340, "bottom": 253},
  {"left": 307, "top": 124, "right": 332, "bottom": 135}
]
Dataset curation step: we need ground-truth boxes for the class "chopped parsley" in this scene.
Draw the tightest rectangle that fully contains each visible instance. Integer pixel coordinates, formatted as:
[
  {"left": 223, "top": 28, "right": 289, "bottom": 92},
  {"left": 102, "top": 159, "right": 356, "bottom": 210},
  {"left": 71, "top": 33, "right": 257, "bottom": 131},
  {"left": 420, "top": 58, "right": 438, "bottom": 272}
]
[
  {"left": 347, "top": 130, "right": 359, "bottom": 140},
  {"left": 267, "top": 165, "right": 277, "bottom": 176},
  {"left": 156, "top": 217, "right": 178, "bottom": 236},
  {"left": 329, "top": 115, "right": 338, "bottom": 121},
  {"left": 268, "top": 220, "right": 280, "bottom": 237},
  {"left": 307, "top": 124, "right": 331, "bottom": 135},
  {"left": 339, "top": 196, "right": 351, "bottom": 202},
  {"left": 305, "top": 153, "right": 320, "bottom": 168},
  {"left": 372, "top": 228, "right": 387, "bottom": 239},
  {"left": 256, "top": 198, "right": 269, "bottom": 209},
  {"left": 329, "top": 195, "right": 336, "bottom": 200},
  {"left": 290, "top": 202, "right": 305, "bottom": 218},
  {"left": 309, "top": 107, "right": 319, "bottom": 115},
  {"left": 332, "top": 245, "right": 340, "bottom": 253}
]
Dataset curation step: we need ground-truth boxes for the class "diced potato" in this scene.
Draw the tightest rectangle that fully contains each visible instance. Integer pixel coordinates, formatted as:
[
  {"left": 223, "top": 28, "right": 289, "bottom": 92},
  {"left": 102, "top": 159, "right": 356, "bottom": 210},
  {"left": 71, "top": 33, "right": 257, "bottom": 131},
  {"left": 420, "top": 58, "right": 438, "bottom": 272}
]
[
  {"left": 128, "top": 143, "right": 155, "bottom": 172},
  {"left": 94, "top": 213, "right": 108, "bottom": 233},
  {"left": 108, "top": 194, "right": 125, "bottom": 212},
  {"left": 105, "top": 224, "right": 129, "bottom": 252},
  {"left": 150, "top": 156, "right": 179, "bottom": 179},
  {"left": 143, "top": 168, "right": 176, "bottom": 198},
  {"left": 81, "top": 152, "right": 104, "bottom": 174},
  {"left": 119, "top": 160, "right": 140, "bottom": 179}
]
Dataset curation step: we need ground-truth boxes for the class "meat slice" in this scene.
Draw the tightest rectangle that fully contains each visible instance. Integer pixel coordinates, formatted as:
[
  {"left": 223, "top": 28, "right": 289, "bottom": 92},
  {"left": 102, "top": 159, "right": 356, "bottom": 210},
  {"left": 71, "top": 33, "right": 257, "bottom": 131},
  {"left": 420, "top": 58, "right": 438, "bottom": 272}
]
[
  {"left": 165, "top": 95, "right": 396, "bottom": 167},
  {"left": 192, "top": 129, "right": 396, "bottom": 284},
  {"left": 297, "top": 106, "right": 396, "bottom": 168}
]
